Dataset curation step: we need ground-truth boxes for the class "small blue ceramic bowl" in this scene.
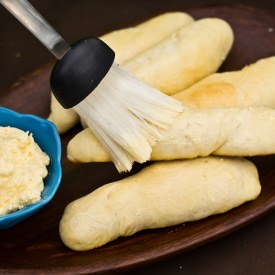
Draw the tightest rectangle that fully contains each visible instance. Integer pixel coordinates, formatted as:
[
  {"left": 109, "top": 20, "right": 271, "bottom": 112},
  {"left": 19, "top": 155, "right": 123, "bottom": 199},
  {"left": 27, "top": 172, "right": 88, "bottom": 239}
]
[{"left": 0, "top": 107, "right": 62, "bottom": 229}]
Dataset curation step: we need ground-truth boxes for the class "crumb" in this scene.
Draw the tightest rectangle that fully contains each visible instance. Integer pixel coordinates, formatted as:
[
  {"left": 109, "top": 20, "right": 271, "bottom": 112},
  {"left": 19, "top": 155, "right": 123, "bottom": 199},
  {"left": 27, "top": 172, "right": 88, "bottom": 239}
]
[{"left": 268, "top": 27, "right": 274, "bottom": 32}]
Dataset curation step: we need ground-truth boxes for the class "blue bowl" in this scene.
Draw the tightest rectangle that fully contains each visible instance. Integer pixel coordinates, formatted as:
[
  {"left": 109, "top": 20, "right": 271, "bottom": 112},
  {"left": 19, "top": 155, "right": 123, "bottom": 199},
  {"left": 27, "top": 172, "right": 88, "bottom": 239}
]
[{"left": 0, "top": 107, "right": 62, "bottom": 229}]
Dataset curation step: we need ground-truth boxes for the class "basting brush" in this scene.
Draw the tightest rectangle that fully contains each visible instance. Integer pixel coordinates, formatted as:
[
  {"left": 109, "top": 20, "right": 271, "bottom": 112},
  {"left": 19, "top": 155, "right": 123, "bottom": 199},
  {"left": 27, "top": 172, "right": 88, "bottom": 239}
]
[{"left": 1, "top": 0, "right": 183, "bottom": 172}]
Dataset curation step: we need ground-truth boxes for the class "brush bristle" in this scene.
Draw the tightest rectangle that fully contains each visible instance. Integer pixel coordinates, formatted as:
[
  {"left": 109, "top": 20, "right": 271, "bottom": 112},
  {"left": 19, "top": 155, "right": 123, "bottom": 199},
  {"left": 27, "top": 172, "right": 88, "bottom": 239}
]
[{"left": 74, "top": 63, "right": 183, "bottom": 172}]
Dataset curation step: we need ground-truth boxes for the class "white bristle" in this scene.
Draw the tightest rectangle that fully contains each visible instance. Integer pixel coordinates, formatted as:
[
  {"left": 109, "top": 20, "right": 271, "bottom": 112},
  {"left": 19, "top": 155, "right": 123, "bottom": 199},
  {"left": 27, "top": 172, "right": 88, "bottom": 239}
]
[{"left": 74, "top": 63, "right": 183, "bottom": 172}]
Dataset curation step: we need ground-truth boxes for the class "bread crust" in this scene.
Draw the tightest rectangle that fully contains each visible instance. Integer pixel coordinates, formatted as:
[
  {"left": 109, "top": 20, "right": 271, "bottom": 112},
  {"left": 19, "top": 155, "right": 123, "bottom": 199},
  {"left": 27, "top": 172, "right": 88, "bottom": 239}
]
[
  {"left": 67, "top": 106, "right": 275, "bottom": 162},
  {"left": 174, "top": 57, "right": 275, "bottom": 108},
  {"left": 59, "top": 157, "right": 260, "bottom": 251}
]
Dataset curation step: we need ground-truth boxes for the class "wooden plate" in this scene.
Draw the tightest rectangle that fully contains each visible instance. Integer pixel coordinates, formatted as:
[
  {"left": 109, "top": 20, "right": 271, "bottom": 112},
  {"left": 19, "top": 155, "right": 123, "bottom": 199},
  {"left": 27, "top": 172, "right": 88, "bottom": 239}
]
[{"left": 0, "top": 4, "right": 275, "bottom": 274}]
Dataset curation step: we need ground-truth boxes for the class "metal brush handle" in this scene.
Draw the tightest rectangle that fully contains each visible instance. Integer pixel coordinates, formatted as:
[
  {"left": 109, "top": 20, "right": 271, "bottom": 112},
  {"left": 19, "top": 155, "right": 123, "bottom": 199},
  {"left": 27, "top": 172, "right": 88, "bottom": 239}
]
[{"left": 0, "top": 0, "right": 70, "bottom": 59}]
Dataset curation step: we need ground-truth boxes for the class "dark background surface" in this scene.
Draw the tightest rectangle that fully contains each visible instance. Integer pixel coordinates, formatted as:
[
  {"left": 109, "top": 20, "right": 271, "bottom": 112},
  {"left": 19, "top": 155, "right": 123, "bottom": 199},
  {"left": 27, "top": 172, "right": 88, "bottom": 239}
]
[{"left": 0, "top": 1, "right": 275, "bottom": 274}]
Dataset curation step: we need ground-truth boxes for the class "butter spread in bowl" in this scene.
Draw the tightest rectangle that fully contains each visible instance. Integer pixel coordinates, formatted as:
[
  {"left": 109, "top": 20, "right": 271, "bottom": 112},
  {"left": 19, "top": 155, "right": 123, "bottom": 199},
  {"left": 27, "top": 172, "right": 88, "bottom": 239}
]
[
  {"left": 0, "top": 126, "right": 50, "bottom": 215},
  {"left": 0, "top": 107, "right": 62, "bottom": 229}
]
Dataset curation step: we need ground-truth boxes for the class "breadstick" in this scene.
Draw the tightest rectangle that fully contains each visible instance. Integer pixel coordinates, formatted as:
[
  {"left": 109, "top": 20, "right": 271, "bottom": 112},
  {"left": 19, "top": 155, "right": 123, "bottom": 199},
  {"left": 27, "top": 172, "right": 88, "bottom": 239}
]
[
  {"left": 59, "top": 157, "right": 261, "bottom": 251},
  {"left": 67, "top": 106, "right": 275, "bottom": 163},
  {"left": 48, "top": 12, "right": 194, "bottom": 133},
  {"left": 124, "top": 18, "right": 233, "bottom": 95},
  {"left": 100, "top": 12, "right": 194, "bottom": 64},
  {"left": 174, "top": 57, "right": 275, "bottom": 108},
  {"left": 48, "top": 94, "right": 80, "bottom": 134}
]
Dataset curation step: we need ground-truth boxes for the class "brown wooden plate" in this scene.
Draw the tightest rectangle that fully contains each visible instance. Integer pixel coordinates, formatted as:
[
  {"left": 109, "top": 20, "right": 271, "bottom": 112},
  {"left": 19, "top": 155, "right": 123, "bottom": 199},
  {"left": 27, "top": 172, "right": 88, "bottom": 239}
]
[{"left": 0, "top": 4, "right": 275, "bottom": 274}]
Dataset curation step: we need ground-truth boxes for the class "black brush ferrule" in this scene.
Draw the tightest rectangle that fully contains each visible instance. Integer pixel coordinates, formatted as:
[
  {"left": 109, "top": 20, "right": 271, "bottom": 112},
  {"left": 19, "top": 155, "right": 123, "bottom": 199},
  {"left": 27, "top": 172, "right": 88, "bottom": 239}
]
[{"left": 50, "top": 37, "right": 115, "bottom": 109}]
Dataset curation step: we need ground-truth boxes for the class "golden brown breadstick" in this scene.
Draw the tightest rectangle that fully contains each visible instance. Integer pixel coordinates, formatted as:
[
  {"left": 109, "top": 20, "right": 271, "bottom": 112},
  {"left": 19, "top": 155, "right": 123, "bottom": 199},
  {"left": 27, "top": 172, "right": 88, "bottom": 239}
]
[
  {"left": 174, "top": 57, "right": 275, "bottom": 108},
  {"left": 100, "top": 12, "right": 194, "bottom": 64},
  {"left": 48, "top": 95, "right": 80, "bottom": 134},
  {"left": 124, "top": 18, "right": 233, "bottom": 95},
  {"left": 59, "top": 157, "right": 261, "bottom": 251},
  {"left": 67, "top": 106, "right": 275, "bottom": 163}
]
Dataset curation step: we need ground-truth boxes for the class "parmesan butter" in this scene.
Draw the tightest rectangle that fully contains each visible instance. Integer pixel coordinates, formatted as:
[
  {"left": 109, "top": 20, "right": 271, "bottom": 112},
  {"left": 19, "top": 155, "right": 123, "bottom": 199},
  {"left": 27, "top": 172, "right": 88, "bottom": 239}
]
[{"left": 0, "top": 126, "right": 50, "bottom": 215}]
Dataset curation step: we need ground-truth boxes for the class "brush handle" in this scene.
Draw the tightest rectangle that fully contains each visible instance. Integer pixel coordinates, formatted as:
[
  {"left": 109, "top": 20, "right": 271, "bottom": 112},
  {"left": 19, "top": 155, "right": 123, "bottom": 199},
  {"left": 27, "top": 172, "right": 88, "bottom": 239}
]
[
  {"left": 0, "top": 0, "right": 69, "bottom": 59},
  {"left": 1, "top": 1, "right": 115, "bottom": 109}
]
